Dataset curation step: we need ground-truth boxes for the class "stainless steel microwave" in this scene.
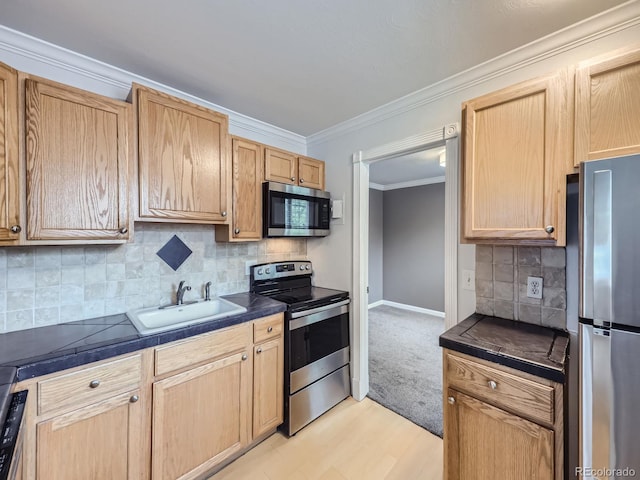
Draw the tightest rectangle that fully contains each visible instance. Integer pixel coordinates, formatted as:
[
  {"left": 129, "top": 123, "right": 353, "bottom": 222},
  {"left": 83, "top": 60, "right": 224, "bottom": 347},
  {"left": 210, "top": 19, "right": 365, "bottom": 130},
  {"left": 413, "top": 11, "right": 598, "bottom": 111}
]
[{"left": 263, "top": 182, "right": 331, "bottom": 237}]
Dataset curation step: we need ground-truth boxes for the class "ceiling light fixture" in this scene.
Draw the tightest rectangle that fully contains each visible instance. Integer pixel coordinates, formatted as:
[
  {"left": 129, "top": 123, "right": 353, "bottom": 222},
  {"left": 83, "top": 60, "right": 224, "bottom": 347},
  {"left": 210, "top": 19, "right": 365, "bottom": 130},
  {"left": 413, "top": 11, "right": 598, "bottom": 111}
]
[{"left": 439, "top": 150, "right": 446, "bottom": 167}]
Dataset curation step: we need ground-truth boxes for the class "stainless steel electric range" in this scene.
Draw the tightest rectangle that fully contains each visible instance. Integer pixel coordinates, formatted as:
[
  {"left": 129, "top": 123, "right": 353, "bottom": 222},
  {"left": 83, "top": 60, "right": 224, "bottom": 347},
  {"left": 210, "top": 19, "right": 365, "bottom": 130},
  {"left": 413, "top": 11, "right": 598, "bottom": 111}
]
[{"left": 250, "top": 260, "right": 350, "bottom": 435}]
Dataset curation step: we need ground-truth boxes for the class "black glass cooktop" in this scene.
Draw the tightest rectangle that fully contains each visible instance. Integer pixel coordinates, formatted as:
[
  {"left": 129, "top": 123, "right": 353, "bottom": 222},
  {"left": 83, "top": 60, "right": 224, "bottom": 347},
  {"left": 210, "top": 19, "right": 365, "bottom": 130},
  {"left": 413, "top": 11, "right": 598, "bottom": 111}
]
[{"left": 266, "top": 286, "right": 349, "bottom": 312}]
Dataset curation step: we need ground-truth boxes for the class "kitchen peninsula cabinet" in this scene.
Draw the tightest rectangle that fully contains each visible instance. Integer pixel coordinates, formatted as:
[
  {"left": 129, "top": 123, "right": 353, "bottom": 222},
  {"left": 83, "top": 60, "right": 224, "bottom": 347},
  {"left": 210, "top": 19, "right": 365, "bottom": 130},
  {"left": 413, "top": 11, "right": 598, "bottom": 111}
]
[
  {"left": 443, "top": 349, "right": 563, "bottom": 480},
  {"left": 134, "top": 84, "right": 230, "bottom": 224},
  {"left": 574, "top": 47, "right": 640, "bottom": 166},
  {"left": 0, "top": 62, "right": 20, "bottom": 245},
  {"left": 265, "top": 146, "right": 325, "bottom": 190},
  {"left": 462, "top": 69, "right": 573, "bottom": 246},
  {"left": 216, "top": 136, "right": 263, "bottom": 242},
  {"left": 25, "top": 77, "right": 132, "bottom": 243}
]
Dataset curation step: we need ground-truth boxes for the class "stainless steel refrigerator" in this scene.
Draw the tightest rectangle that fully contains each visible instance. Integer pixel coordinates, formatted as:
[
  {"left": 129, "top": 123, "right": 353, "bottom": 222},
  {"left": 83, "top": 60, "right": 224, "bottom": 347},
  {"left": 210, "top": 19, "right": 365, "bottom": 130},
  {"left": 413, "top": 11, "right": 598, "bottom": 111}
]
[{"left": 580, "top": 154, "right": 640, "bottom": 479}]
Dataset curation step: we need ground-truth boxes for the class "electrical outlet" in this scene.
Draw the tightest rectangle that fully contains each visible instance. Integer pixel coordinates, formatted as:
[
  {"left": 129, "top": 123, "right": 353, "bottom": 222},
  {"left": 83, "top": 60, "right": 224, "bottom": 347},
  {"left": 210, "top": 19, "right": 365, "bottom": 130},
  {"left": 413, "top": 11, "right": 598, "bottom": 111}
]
[
  {"left": 527, "top": 276, "right": 543, "bottom": 299},
  {"left": 462, "top": 269, "right": 475, "bottom": 291}
]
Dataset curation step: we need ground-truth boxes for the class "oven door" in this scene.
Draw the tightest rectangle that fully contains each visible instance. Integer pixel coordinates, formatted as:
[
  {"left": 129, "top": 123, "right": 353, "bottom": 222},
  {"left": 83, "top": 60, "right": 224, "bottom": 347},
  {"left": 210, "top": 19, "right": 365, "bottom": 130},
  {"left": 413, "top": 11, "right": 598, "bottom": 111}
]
[
  {"left": 288, "top": 300, "right": 350, "bottom": 393},
  {"left": 263, "top": 182, "right": 331, "bottom": 237}
]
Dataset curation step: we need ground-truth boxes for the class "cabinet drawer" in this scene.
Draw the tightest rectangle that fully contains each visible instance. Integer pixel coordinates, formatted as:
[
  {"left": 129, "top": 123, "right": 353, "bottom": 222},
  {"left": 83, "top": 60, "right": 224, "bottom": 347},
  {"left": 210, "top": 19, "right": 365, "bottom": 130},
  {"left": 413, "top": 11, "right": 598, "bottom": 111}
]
[
  {"left": 155, "top": 322, "right": 251, "bottom": 376},
  {"left": 445, "top": 353, "right": 554, "bottom": 425},
  {"left": 38, "top": 354, "right": 141, "bottom": 415},
  {"left": 253, "top": 314, "right": 283, "bottom": 344}
]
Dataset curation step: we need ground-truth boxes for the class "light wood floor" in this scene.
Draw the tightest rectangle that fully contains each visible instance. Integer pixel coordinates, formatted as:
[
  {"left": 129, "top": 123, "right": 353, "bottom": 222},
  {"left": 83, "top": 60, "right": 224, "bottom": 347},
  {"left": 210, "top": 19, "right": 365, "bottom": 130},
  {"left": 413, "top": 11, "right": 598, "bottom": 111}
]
[{"left": 210, "top": 397, "right": 443, "bottom": 480}]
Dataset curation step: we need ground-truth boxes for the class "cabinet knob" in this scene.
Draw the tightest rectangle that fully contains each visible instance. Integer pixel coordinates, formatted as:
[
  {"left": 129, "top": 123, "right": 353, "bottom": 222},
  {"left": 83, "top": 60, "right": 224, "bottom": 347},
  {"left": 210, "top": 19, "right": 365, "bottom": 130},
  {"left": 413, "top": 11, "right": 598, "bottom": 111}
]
[
  {"left": 119, "top": 227, "right": 128, "bottom": 234},
  {"left": 447, "top": 396, "right": 455, "bottom": 405},
  {"left": 299, "top": 178, "right": 305, "bottom": 184},
  {"left": 256, "top": 347, "right": 263, "bottom": 354},
  {"left": 222, "top": 211, "right": 227, "bottom": 217},
  {"left": 545, "top": 225, "right": 555, "bottom": 234},
  {"left": 488, "top": 380, "right": 498, "bottom": 390},
  {"left": 10, "top": 225, "right": 21, "bottom": 234},
  {"left": 241, "top": 353, "right": 248, "bottom": 361},
  {"left": 234, "top": 228, "right": 240, "bottom": 235},
  {"left": 89, "top": 380, "right": 101, "bottom": 389},
  {"left": 267, "top": 326, "right": 273, "bottom": 333},
  {"left": 290, "top": 177, "right": 296, "bottom": 182},
  {"left": 129, "top": 395, "right": 139, "bottom": 403}
]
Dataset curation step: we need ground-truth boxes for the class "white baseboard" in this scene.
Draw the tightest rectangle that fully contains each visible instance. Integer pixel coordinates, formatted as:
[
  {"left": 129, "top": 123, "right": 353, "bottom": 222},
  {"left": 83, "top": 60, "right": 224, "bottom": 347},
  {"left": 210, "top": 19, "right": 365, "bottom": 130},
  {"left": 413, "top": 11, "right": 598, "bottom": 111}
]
[{"left": 369, "top": 299, "right": 445, "bottom": 318}]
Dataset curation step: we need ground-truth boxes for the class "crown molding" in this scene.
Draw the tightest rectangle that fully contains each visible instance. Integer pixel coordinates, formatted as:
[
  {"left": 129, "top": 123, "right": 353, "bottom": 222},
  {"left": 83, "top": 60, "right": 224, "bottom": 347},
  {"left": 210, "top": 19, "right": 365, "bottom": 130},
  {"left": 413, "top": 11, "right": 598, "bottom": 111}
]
[
  {"left": 369, "top": 176, "right": 445, "bottom": 191},
  {"left": 307, "top": 0, "right": 640, "bottom": 146},
  {"left": 0, "top": 25, "right": 306, "bottom": 153}
]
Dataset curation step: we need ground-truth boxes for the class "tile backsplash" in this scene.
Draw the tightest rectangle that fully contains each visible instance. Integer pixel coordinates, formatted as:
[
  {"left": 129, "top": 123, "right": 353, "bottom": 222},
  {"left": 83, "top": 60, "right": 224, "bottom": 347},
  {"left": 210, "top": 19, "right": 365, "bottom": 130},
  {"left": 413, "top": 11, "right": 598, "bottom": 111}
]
[
  {"left": 475, "top": 245, "right": 567, "bottom": 330},
  {"left": 0, "top": 223, "right": 306, "bottom": 333}
]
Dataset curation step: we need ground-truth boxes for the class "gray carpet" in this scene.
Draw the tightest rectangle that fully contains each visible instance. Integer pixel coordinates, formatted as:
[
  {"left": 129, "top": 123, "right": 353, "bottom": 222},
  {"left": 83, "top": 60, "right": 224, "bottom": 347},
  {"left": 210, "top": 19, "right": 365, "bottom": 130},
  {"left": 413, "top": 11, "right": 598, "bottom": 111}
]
[{"left": 367, "top": 304, "right": 444, "bottom": 437}]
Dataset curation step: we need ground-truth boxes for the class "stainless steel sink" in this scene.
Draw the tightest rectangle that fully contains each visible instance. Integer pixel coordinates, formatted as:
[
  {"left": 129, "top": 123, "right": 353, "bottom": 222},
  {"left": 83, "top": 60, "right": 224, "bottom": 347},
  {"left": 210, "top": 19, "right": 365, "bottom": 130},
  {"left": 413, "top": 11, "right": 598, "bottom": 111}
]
[{"left": 126, "top": 298, "right": 247, "bottom": 335}]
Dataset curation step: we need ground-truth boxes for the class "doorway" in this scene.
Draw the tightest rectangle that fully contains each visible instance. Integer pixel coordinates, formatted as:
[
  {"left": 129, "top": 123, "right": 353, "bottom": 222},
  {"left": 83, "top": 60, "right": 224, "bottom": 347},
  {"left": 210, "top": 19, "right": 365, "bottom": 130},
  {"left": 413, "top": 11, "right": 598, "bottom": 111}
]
[{"left": 350, "top": 124, "right": 460, "bottom": 401}]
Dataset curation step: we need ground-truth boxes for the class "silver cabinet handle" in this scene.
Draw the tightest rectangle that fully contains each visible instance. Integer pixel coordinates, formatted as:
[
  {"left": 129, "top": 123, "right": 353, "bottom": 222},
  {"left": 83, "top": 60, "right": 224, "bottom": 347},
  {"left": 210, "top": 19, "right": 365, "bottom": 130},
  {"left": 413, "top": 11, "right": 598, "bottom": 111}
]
[
  {"left": 267, "top": 326, "right": 273, "bottom": 333},
  {"left": 89, "top": 380, "right": 101, "bottom": 389},
  {"left": 290, "top": 177, "right": 296, "bottom": 182},
  {"left": 447, "top": 396, "right": 455, "bottom": 405},
  {"left": 222, "top": 211, "right": 227, "bottom": 217},
  {"left": 299, "top": 178, "right": 305, "bottom": 184},
  {"left": 234, "top": 228, "right": 240, "bottom": 235},
  {"left": 241, "top": 353, "right": 248, "bottom": 361},
  {"left": 545, "top": 225, "right": 555, "bottom": 234},
  {"left": 488, "top": 380, "right": 498, "bottom": 390},
  {"left": 119, "top": 227, "right": 128, "bottom": 234},
  {"left": 129, "top": 395, "right": 139, "bottom": 403},
  {"left": 10, "top": 225, "right": 21, "bottom": 234},
  {"left": 256, "top": 347, "right": 263, "bottom": 354}
]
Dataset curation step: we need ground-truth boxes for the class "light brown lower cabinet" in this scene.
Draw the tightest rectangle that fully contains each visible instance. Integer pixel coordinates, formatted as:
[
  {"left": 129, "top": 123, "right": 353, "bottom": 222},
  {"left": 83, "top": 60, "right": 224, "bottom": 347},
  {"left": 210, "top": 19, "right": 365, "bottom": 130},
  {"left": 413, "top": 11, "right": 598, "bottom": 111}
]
[
  {"left": 13, "top": 314, "right": 284, "bottom": 480},
  {"left": 443, "top": 349, "right": 563, "bottom": 480}
]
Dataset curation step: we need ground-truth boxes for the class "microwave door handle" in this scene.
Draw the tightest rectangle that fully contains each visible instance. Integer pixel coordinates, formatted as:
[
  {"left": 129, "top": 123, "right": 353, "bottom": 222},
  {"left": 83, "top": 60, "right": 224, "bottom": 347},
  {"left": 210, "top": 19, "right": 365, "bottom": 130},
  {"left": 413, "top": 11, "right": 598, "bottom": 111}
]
[{"left": 592, "top": 169, "right": 613, "bottom": 327}]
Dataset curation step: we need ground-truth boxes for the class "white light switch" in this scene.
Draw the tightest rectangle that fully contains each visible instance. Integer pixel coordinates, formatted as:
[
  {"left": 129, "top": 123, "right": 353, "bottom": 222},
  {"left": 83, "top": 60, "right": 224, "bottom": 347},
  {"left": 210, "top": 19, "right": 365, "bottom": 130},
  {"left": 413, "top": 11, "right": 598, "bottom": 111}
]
[
  {"left": 331, "top": 199, "right": 343, "bottom": 219},
  {"left": 462, "top": 269, "right": 475, "bottom": 291}
]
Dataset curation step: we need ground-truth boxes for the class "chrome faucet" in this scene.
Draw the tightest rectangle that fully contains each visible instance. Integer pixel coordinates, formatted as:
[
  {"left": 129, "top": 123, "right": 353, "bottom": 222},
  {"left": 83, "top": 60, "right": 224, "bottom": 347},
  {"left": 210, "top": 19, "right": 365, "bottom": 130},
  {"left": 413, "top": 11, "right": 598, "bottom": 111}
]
[
  {"left": 204, "top": 281, "right": 212, "bottom": 301},
  {"left": 176, "top": 281, "right": 191, "bottom": 305}
]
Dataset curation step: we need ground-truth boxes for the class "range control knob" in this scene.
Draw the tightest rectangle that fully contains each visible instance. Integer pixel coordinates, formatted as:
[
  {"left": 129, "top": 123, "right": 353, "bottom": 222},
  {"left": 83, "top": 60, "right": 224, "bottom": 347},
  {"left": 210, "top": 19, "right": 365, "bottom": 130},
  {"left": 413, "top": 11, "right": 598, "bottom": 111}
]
[
  {"left": 266, "top": 268, "right": 271, "bottom": 274},
  {"left": 257, "top": 268, "right": 263, "bottom": 275},
  {"left": 300, "top": 265, "right": 305, "bottom": 271},
  {"left": 305, "top": 265, "right": 311, "bottom": 270}
]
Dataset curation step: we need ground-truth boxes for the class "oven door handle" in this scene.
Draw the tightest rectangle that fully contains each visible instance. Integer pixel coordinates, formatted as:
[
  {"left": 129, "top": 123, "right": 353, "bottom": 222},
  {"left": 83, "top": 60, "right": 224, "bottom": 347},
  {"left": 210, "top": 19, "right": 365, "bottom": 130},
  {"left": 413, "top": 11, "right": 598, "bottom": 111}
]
[{"left": 289, "top": 300, "right": 350, "bottom": 329}]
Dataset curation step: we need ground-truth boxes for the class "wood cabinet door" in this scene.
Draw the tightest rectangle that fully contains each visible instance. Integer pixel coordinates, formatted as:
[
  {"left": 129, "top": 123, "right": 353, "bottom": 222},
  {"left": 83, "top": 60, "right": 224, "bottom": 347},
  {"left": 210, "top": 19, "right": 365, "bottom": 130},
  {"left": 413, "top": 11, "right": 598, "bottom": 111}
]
[
  {"left": 36, "top": 390, "right": 144, "bottom": 480},
  {"left": 136, "top": 85, "right": 229, "bottom": 223},
  {"left": 462, "top": 71, "right": 571, "bottom": 245},
  {"left": 231, "top": 137, "right": 262, "bottom": 240},
  {"left": 152, "top": 351, "right": 251, "bottom": 480},
  {"left": 297, "top": 156, "right": 325, "bottom": 190},
  {"left": 0, "top": 62, "right": 20, "bottom": 244},
  {"left": 444, "top": 388, "right": 554, "bottom": 480},
  {"left": 264, "top": 147, "right": 297, "bottom": 185},
  {"left": 25, "top": 78, "right": 131, "bottom": 242},
  {"left": 253, "top": 337, "right": 284, "bottom": 438},
  {"left": 575, "top": 47, "right": 640, "bottom": 165}
]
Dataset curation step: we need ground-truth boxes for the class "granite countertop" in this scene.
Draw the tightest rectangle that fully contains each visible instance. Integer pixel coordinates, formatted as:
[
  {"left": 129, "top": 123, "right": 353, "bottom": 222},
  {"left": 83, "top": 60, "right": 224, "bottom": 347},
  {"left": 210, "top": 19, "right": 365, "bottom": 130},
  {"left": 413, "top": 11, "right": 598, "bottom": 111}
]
[
  {"left": 439, "top": 313, "right": 569, "bottom": 383},
  {"left": 0, "top": 292, "right": 286, "bottom": 429}
]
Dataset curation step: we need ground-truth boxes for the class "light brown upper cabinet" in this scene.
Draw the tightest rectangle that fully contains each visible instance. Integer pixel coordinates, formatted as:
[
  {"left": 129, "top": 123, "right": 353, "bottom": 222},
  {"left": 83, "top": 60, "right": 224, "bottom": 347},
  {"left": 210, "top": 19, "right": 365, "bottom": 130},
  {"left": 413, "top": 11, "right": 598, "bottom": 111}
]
[
  {"left": 133, "top": 84, "right": 230, "bottom": 223},
  {"left": 216, "top": 136, "right": 263, "bottom": 242},
  {"left": 264, "top": 147, "right": 325, "bottom": 190},
  {"left": 575, "top": 47, "right": 640, "bottom": 166},
  {"left": 462, "top": 69, "right": 573, "bottom": 246},
  {"left": 25, "top": 77, "right": 132, "bottom": 243},
  {"left": 0, "top": 62, "right": 20, "bottom": 245}
]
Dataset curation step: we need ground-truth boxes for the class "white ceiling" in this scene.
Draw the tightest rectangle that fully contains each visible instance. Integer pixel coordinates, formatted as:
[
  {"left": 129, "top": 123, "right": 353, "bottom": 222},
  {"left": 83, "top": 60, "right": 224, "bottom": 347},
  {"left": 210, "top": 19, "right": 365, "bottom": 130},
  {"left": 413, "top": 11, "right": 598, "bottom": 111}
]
[
  {"left": 0, "top": 0, "right": 629, "bottom": 136},
  {"left": 370, "top": 148, "right": 445, "bottom": 186}
]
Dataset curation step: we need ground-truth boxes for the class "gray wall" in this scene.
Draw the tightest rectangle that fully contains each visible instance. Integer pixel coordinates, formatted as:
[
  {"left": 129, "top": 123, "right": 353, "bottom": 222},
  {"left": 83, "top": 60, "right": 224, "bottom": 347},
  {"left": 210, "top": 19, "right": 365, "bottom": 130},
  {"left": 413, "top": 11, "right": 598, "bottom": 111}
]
[
  {"left": 382, "top": 183, "right": 445, "bottom": 311},
  {"left": 368, "top": 189, "right": 384, "bottom": 304}
]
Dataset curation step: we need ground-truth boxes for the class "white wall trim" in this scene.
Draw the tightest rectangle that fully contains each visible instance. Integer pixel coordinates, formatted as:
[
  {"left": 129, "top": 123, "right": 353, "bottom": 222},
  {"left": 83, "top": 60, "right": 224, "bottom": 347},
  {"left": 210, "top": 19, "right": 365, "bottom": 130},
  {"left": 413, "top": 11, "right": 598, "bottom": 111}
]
[
  {"left": 308, "top": 1, "right": 640, "bottom": 146},
  {"left": 369, "top": 300, "right": 445, "bottom": 319},
  {"left": 352, "top": 123, "right": 459, "bottom": 401},
  {"left": 0, "top": 25, "right": 307, "bottom": 153},
  {"left": 369, "top": 176, "right": 445, "bottom": 191}
]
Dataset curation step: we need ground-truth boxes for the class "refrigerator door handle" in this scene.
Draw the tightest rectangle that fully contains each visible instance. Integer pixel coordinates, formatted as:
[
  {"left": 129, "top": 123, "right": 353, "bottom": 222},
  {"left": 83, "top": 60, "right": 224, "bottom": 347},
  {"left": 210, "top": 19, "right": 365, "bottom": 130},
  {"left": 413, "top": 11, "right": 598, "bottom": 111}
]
[
  {"left": 592, "top": 169, "right": 613, "bottom": 327},
  {"left": 581, "top": 325, "right": 615, "bottom": 476}
]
